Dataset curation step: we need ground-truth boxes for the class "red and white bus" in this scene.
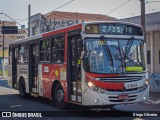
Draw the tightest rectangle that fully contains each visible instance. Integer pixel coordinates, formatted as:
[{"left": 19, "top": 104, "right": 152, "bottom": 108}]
[{"left": 8, "top": 21, "right": 149, "bottom": 109}]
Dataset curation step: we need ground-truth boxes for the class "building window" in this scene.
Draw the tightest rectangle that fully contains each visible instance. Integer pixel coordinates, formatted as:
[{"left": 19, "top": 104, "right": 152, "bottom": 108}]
[
  {"left": 147, "top": 50, "right": 151, "bottom": 64},
  {"left": 40, "top": 38, "right": 51, "bottom": 62},
  {"left": 51, "top": 35, "right": 64, "bottom": 63}
]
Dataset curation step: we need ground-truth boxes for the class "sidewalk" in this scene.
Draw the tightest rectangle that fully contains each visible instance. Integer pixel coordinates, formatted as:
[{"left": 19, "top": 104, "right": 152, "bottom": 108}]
[
  {"left": 0, "top": 79, "right": 10, "bottom": 88},
  {"left": 145, "top": 91, "right": 160, "bottom": 105}
]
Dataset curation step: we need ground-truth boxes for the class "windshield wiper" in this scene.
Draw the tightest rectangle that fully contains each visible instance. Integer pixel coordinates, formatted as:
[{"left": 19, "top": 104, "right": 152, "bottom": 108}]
[
  {"left": 100, "top": 36, "right": 114, "bottom": 72},
  {"left": 125, "top": 38, "right": 134, "bottom": 57}
]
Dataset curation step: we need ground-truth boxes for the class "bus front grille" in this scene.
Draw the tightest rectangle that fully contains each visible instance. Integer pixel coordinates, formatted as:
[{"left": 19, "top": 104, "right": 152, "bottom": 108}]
[
  {"left": 97, "top": 76, "right": 143, "bottom": 83},
  {"left": 106, "top": 88, "right": 139, "bottom": 92}
]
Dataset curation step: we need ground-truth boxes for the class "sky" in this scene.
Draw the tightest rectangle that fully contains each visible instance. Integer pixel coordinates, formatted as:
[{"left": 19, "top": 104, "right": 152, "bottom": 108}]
[{"left": 0, "top": 0, "right": 160, "bottom": 28}]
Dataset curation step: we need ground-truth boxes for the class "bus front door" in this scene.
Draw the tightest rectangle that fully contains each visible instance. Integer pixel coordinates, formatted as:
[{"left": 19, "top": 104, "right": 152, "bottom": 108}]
[
  {"left": 68, "top": 35, "right": 82, "bottom": 103},
  {"left": 29, "top": 44, "right": 39, "bottom": 94}
]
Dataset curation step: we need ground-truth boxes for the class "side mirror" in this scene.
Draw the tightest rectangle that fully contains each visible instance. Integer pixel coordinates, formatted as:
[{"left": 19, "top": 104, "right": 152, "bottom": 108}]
[{"left": 80, "top": 51, "right": 85, "bottom": 60}]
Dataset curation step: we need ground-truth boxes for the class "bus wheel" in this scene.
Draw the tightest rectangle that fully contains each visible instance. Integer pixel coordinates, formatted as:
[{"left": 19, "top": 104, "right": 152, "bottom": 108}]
[
  {"left": 54, "top": 83, "right": 66, "bottom": 109},
  {"left": 19, "top": 80, "right": 27, "bottom": 98}
]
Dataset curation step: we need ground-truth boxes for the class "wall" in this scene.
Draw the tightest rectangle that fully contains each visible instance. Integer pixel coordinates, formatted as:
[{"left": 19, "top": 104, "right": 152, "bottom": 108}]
[
  {"left": 30, "top": 13, "right": 82, "bottom": 36},
  {"left": 149, "top": 73, "right": 160, "bottom": 93},
  {"left": 17, "top": 28, "right": 28, "bottom": 39}
]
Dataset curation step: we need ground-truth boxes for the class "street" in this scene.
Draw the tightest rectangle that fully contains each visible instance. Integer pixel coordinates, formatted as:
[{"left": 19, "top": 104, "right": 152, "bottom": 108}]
[{"left": 0, "top": 80, "right": 160, "bottom": 120}]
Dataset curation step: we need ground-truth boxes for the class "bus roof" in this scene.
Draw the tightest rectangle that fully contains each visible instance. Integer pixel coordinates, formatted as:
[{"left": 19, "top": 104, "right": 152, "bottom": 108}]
[
  {"left": 9, "top": 21, "right": 143, "bottom": 46},
  {"left": 9, "top": 23, "right": 82, "bottom": 46}
]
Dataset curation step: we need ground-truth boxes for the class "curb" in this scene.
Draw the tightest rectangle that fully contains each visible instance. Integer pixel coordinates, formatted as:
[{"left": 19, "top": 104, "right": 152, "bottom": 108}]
[{"left": 147, "top": 100, "right": 160, "bottom": 104}]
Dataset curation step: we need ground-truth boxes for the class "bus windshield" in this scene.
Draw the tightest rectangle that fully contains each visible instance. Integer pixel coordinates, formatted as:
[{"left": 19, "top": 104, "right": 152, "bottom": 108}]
[{"left": 83, "top": 38, "right": 146, "bottom": 74}]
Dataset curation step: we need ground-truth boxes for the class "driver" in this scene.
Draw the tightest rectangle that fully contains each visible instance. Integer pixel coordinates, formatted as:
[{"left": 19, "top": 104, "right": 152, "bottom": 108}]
[{"left": 90, "top": 45, "right": 104, "bottom": 71}]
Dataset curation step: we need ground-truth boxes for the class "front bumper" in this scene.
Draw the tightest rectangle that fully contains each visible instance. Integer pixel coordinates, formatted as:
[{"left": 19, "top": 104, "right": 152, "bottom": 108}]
[{"left": 82, "top": 86, "right": 149, "bottom": 106}]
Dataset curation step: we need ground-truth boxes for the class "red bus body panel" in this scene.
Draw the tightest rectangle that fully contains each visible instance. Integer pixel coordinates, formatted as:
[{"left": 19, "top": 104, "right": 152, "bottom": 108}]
[
  {"left": 41, "top": 24, "right": 82, "bottom": 101},
  {"left": 85, "top": 72, "right": 124, "bottom": 90}
]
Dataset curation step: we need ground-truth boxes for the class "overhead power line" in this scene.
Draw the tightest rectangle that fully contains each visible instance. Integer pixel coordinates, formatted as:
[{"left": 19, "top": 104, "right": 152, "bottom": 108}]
[
  {"left": 118, "top": 7, "right": 160, "bottom": 18},
  {"left": 146, "top": 0, "right": 160, "bottom": 3},
  {"left": 0, "top": 12, "right": 28, "bottom": 35},
  {"left": 17, "top": 0, "right": 76, "bottom": 24},
  {"left": 53, "top": 0, "right": 75, "bottom": 11},
  {"left": 107, "top": 0, "right": 131, "bottom": 15}
]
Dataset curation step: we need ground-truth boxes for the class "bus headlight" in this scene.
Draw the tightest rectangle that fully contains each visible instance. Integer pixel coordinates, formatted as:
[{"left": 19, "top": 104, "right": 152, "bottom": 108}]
[
  {"left": 139, "top": 81, "right": 148, "bottom": 91},
  {"left": 94, "top": 86, "right": 99, "bottom": 91},
  {"left": 139, "top": 87, "right": 143, "bottom": 91},
  {"left": 100, "top": 89, "right": 105, "bottom": 93},
  {"left": 86, "top": 80, "right": 105, "bottom": 93},
  {"left": 146, "top": 79, "right": 149, "bottom": 85},
  {"left": 87, "top": 81, "right": 99, "bottom": 91},
  {"left": 143, "top": 79, "right": 149, "bottom": 90},
  {"left": 88, "top": 81, "right": 94, "bottom": 87}
]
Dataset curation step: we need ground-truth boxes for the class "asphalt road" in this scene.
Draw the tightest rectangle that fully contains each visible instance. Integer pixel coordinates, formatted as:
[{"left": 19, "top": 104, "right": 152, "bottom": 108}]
[{"left": 0, "top": 80, "right": 160, "bottom": 120}]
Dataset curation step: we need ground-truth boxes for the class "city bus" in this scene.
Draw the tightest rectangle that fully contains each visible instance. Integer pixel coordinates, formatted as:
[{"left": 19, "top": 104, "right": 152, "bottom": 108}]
[{"left": 8, "top": 21, "right": 149, "bottom": 109}]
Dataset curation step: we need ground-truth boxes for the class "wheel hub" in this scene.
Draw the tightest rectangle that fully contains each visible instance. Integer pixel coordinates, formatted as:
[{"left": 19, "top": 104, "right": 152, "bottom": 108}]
[{"left": 56, "top": 89, "right": 64, "bottom": 102}]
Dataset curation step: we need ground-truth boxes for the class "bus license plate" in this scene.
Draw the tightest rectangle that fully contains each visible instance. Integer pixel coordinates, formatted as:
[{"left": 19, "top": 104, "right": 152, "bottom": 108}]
[
  {"left": 118, "top": 95, "right": 129, "bottom": 100},
  {"left": 126, "top": 83, "right": 138, "bottom": 89}
]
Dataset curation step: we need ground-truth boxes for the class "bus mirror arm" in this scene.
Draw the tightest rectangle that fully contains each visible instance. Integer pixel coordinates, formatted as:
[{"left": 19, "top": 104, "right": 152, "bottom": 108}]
[{"left": 80, "top": 51, "right": 85, "bottom": 60}]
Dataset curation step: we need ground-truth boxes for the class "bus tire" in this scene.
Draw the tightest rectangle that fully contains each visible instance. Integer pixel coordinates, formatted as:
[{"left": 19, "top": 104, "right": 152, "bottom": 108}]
[
  {"left": 54, "top": 83, "right": 66, "bottom": 109},
  {"left": 19, "top": 80, "right": 27, "bottom": 98}
]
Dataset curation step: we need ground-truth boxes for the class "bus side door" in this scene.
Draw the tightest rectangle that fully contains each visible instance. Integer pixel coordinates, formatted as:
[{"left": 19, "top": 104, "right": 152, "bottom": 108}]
[
  {"left": 29, "top": 43, "right": 39, "bottom": 93},
  {"left": 12, "top": 47, "right": 18, "bottom": 88}
]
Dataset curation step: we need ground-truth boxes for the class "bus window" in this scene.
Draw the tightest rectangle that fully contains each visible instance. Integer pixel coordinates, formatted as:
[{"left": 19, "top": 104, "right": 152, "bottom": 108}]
[
  {"left": 18, "top": 45, "right": 28, "bottom": 64},
  {"left": 40, "top": 38, "right": 51, "bottom": 62},
  {"left": 24, "top": 45, "right": 28, "bottom": 63},
  {"left": 51, "top": 35, "right": 64, "bottom": 63},
  {"left": 18, "top": 45, "right": 25, "bottom": 63}
]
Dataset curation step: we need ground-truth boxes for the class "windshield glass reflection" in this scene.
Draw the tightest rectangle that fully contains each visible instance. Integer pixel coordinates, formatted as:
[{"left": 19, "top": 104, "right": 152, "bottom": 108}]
[{"left": 83, "top": 38, "right": 146, "bottom": 74}]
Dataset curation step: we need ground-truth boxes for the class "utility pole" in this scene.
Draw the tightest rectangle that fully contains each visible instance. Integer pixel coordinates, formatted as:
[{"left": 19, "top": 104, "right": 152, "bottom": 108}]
[
  {"left": 28, "top": 4, "right": 31, "bottom": 37},
  {"left": 140, "top": 0, "right": 146, "bottom": 43},
  {"left": 140, "top": 0, "right": 147, "bottom": 70},
  {"left": 2, "top": 21, "right": 5, "bottom": 78}
]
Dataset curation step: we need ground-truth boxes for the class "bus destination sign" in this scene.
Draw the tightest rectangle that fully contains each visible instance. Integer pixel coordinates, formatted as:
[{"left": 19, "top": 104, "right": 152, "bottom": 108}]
[{"left": 85, "top": 23, "right": 143, "bottom": 35}]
